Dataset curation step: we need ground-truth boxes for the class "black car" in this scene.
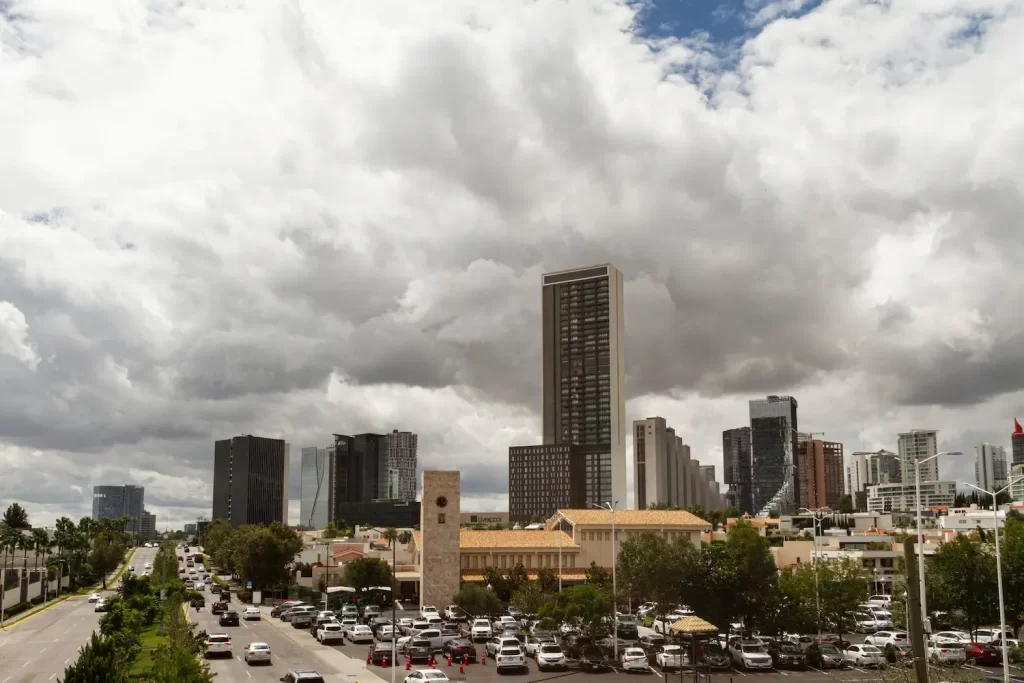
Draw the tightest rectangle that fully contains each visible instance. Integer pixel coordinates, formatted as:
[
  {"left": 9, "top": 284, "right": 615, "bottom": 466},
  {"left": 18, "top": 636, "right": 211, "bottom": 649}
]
[
  {"left": 508, "top": 605, "right": 525, "bottom": 619},
  {"left": 503, "top": 624, "right": 525, "bottom": 642},
  {"left": 407, "top": 639, "right": 432, "bottom": 663},
  {"left": 442, "top": 638, "right": 478, "bottom": 662},
  {"left": 770, "top": 641, "right": 807, "bottom": 669},
  {"left": 577, "top": 645, "right": 610, "bottom": 672},
  {"left": 369, "top": 642, "right": 395, "bottom": 666},
  {"left": 615, "top": 616, "right": 639, "bottom": 640},
  {"left": 806, "top": 643, "right": 848, "bottom": 669},
  {"left": 596, "top": 637, "right": 632, "bottom": 656},
  {"left": 701, "top": 643, "right": 732, "bottom": 670},
  {"left": 219, "top": 610, "right": 240, "bottom": 626},
  {"left": 638, "top": 634, "right": 666, "bottom": 658}
]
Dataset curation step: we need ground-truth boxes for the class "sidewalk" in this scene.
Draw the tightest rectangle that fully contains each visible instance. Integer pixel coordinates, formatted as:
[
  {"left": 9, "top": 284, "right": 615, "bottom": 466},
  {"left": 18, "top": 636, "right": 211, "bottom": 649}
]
[{"left": 0, "top": 547, "right": 137, "bottom": 628}]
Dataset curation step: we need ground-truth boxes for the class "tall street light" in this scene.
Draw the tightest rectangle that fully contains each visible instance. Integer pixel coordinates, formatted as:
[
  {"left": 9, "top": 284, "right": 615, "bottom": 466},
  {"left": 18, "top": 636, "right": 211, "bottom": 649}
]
[
  {"left": 800, "top": 506, "right": 829, "bottom": 642},
  {"left": 587, "top": 501, "right": 618, "bottom": 661},
  {"left": 962, "top": 476, "right": 1022, "bottom": 683},
  {"left": 891, "top": 449, "right": 962, "bottom": 630},
  {"left": 554, "top": 511, "right": 568, "bottom": 593}
]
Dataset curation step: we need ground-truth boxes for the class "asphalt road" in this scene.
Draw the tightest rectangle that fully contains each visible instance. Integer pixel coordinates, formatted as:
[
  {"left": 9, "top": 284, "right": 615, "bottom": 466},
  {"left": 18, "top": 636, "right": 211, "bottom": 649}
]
[{"left": 0, "top": 545, "right": 159, "bottom": 683}]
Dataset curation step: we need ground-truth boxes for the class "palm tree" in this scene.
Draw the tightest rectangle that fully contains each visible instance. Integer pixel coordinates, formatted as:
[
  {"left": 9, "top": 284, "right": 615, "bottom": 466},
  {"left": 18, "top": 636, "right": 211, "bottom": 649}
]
[
  {"left": 398, "top": 530, "right": 412, "bottom": 545},
  {"left": 382, "top": 528, "right": 398, "bottom": 547},
  {"left": 18, "top": 531, "right": 33, "bottom": 573}
]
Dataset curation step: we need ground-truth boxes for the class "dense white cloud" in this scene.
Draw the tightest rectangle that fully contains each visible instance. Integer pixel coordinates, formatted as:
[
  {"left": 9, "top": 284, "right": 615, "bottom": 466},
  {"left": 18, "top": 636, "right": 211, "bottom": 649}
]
[{"left": 1, "top": 0, "right": 1022, "bottom": 526}]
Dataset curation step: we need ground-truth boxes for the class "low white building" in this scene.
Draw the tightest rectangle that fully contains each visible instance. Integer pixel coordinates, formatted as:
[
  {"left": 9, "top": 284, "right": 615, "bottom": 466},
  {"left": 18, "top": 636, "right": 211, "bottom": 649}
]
[
  {"left": 867, "top": 481, "right": 956, "bottom": 512},
  {"left": 939, "top": 507, "right": 1005, "bottom": 531}
]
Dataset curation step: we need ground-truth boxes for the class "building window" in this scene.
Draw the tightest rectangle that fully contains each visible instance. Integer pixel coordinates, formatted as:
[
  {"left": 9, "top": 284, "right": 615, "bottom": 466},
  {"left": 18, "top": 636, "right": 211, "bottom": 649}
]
[
  {"left": 500, "top": 555, "right": 507, "bottom": 569},
  {"left": 438, "top": 513, "right": 446, "bottom": 524}
]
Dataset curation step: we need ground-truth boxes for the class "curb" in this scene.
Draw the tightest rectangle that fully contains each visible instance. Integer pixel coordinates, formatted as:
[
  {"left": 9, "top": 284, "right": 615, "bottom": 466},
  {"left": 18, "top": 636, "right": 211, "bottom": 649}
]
[{"left": 0, "top": 595, "right": 71, "bottom": 630}]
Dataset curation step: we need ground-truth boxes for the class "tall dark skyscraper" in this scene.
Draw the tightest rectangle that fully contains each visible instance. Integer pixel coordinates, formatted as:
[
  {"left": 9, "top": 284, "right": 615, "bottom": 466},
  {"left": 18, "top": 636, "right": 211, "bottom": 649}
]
[
  {"left": 1013, "top": 419, "right": 1024, "bottom": 465},
  {"left": 749, "top": 395, "right": 799, "bottom": 516},
  {"left": 722, "top": 427, "right": 753, "bottom": 514},
  {"left": 541, "top": 264, "right": 626, "bottom": 507},
  {"left": 92, "top": 484, "right": 145, "bottom": 535},
  {"left": 212, "top": 435, "right": 290, "bottom": 527},
  {"left": 332, "top": 433, "right": 389, "bottom": 505},
  {"left": 508, "top": 444, "right": 587, "bottom": 524}
]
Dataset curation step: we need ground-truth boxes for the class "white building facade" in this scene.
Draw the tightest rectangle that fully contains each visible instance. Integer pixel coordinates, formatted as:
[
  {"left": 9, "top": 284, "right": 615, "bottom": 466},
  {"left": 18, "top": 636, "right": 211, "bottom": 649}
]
[
  {"left": 897, "top": 430, "right": 940, "bottom": 483},
  {"left": 975, "top": 443, "right": 1008, "bottom": 492},
  {"left": 867, "top": 481, "right": 956, "bottom": 512}
]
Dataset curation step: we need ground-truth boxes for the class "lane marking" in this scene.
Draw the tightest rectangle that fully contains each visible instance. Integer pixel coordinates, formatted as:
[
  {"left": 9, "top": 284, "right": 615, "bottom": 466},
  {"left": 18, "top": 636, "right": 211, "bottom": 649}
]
[
  {"left": 39, "top": 647, "right": 46, "bottom": 654},
  {"left": 64, "top": 658, "right": 70, "bottom": 664},
  {"left": 49, "top": 674, "right": 56, "bottom": 681},
  {"left": 730, "top": 667, "right": 749, "bottom": 676},
  {"left": 246, "top": 672, "right": 252, "bottom": 678},
  {"left": 772, "top": 668, "right": 789, "bottom": 675},
  {"left": 22, "top": 661, "right": 30, "bottom": 667}
]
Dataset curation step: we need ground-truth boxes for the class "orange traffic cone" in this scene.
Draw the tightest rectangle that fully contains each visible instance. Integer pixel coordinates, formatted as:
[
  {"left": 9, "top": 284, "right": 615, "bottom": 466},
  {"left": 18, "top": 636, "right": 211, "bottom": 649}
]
[
  {"left": 366, "top": 650, "right": 372, "bottom": 665},
  {"left": 431, "top": 656, "right": 437, "bottom": 670},
  {"left": 460, "top": 655, "right": 467, "bottom": 674},
  {"left": 447, "top": 653, "right": 453, "bottom": 667},
  {"left": 383, "top": 655, "right": 389, "bottom": 669},
  {"left": 481, "top": 651, "right": 487, "bottom": 665},
  {"left": 406, "top": 656, "right": 412, "bottom": 671}
]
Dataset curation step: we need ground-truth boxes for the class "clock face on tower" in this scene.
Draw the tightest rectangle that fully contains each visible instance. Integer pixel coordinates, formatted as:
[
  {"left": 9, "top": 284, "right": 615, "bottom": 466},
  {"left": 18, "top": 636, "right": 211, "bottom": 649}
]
[{"left": 435, "top": 495, "right": 448, "bottom": 509}]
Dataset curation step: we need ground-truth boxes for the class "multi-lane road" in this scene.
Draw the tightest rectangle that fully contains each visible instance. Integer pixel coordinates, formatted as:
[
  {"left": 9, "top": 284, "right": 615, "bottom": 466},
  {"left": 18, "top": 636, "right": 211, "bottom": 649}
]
[{"left": 0, "top": 545, "right": 159, "bottom": 683}]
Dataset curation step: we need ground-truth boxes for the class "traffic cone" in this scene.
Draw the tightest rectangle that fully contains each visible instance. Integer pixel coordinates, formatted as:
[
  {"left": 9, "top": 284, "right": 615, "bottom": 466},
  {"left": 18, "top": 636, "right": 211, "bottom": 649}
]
[
  {"left": 447, "top": 653, "right": 453, "bottom": 667},
  {"left": 383, "top": 655, "right": 389, "bottom": 669},
  {"left": 460, "top": 655, "right": 466, "bottom": 674},
  {"left": 431, "top": 656, "right": 437, "bottom": 670},
  {"left": 367, "top": 651, "right": 372, "bottom": 665},
  {"left": 481, "top": 651, "right": 486, "bottom": 665},
  {"left": 406, "top": 656, "right": 412, "bottom": 671}
]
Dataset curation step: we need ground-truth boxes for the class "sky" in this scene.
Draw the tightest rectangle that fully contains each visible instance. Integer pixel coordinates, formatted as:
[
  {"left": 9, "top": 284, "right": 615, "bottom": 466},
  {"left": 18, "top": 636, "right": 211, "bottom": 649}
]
[{"left": 1, "top": 0, "right": 1023, "bottom": 529}]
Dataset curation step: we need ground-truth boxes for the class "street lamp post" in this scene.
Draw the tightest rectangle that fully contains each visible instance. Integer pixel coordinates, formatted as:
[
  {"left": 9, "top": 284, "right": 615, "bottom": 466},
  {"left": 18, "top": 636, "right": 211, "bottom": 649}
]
[
  {"left": 587, "top": 501, "right": 618, "bottom": 661},
  {"left": 963, "top": 477, "right": 1022, "bottom": 683},
  {"left": 891, "top": 449, "right": 962, "bottom": 630},
  {"left": 800, "top": 507, "right": 829, "bottom": 642}
]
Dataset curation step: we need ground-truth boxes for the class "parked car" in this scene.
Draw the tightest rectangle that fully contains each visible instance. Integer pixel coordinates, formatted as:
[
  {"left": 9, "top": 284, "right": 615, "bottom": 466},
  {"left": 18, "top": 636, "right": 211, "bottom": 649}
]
[
  {"left": 863, "top": 631, "right": 909, "bottom": 648},
  {"left": 243, "top": 642, "right": 271, "bottom": 665},
  {"left": 771, "top": 641, "right": 807, "bottom": 669},
  {"left": 403, "top": 671, "right": 450, "bottom": 683},
  {"left": 486, "top": 636, "right": 522, "bottom": 657},
  {"left": 729, "top": 640, "right": 773, "bottom": 670},
  {"left": 535, "top": 643, "right": 567, "bottom": 670},
  {"left": 445, "top": 605, "right": 467, "bottom": 621},
  {"left": 701, "top": 643, "right": 732, "bottom": 670},
  {"left": 965, "top": 642, "right": 1003, "bottom": 666},
  {"left": 616, "top": 614, "right": 640, "bottom": 640},
  {"left": 317, "top": 623, "right": 345, "bottom": 644},
  {"left": 348, "top": 625, "right": 375, "bottom": 644},
  {"left": 655, "top": 645, "right": 685, "bottom": 671},
  {"left": 407, "top": 639, "right": 433, "bottom": 663},
  {"left": 621, "top": 647, "right": 650, "bottom": 672},
  {"left": 441, "top": 638, "right": 477, "bottom": 662},
  {"left": 806, "top": 643, "right": 847, "bottom": 669},
  {"left": 495, "top": 646, "right": 527, "bottom": 672},
  {"left": 867, "top": 595, "right": 892, "bottom": 608},
  {"left": 577, "top": 645, "right": 610, "bottom": 672},
  {"left": 844, "top": 644, "right": 887, "bottom": 668},
  {"left": 638, "top": 634, "right": 666, "bottom": 657},
  {"left": 421, "top": 605, "right": 441, "bottom": 621},
  {"left": 927, "top": 640, "right": 967, "bottom": 665},
  {"left": 884, "top": 644, "right": 913, "bottom": 666},
  {"left": 525, "top": 635, "right": 556, "bottom": 656},
  {"left": 291, "top": 611, "right": 314, "bottom": 628},
  {"left": 272, "top": 601, "right": 305, "bottom": 618},
  {"left": 370, "top": 642, "right": 397, "bottom": 666}
]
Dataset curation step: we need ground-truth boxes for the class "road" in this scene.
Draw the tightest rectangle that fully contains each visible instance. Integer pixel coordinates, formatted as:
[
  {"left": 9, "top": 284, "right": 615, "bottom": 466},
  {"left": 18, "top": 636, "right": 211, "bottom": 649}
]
[{"left": 0, "top": 545, "right": 159, "bottom": 683}]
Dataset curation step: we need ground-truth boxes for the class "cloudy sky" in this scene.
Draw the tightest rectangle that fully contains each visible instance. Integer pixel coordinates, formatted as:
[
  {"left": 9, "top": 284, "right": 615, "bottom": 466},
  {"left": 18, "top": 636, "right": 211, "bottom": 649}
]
[{"left": 1, "top": 0, "right": 1023, "bottom": 529}]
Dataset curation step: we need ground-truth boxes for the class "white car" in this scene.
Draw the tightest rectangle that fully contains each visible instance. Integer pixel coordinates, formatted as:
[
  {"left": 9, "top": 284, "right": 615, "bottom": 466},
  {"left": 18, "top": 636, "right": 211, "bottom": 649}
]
[
  {"left": 444, "top": 605, "right": 465, "bottom": 621},
  {"left": 496, "top": 616, "right": 518, "bottom": 632},
  {"left": 204, "top": 633, "right": 233, "bottom": 659},
  {"left": 867, "top": 594, "right": 892, "bottom": 607},
  {"left": 729, "top": 641, "right": 772, "bottom": 669},
  {"left": 404, "top": 670, "right": 450, "bottom": 683},
  {"left": 348, "top": 625, "right": 375, "bottom": 643},
  {"left": 535, "top": 643, "right": 566, "bottom": 670},
  {"left": 377, "top": 625, "right": 396, "bottom": 642},
  {"left": 88, "top": 593, "right": 102, "bottom": 603},
  {"left": 621, "top": 647, "right": 649, "bottom": 672},
  {"left": 636, "top": 602, "right": 657, "bottom": 618},
  {"left": 927, "top": 640, "right": 966, "bottom": 665},
  {"left": 656, "top": 645, "right": 686, "bottom": 670},
  {"left": 243, "top": 642, "right": 271, "bottom": 665},
  {"left": 421, "top": 605, "right": 440, "bottom": 620},
  {"left": 317, "top": 623, "right": 345, "bottom": 644},
  {"left": 495, "top": 646, "right": 527, "bottom": 671},
  {"left": 844, "top": 644, "right": 886, "bottom": 668},
  {"left": 931, "top": 631, "right": 970, "bottom": 646},
  {"left": 93, "top": 598, "right": 107, "bottom": 612},
  {"left": 144, "top": 562, "right": 152, "bottom": 569},
  {"left": 470, "top": 619, "right": 493, "bottom": 641},
  {"left": 863, "top": 631, "right": 910, "bottom": 648},
  {"left": 243, "top": 607, "right": 261, "bottom": 620},
  {"left": 973, "top": 628, "right": 1016, "bottom": 644},
  {"left": 486, "top": 636, "right": 522, "bottom": 657}
]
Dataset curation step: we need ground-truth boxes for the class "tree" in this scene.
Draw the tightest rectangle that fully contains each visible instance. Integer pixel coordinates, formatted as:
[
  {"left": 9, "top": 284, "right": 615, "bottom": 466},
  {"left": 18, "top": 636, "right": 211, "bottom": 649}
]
[
  {"left": 200, "top": 519, "right": 234, "bottom": 571},
  {"left": 781, "top": 557, "right": 867, "bottom": 639},
  {"left": 726, "top": 520, "right": 779, "bottom": 632},
  {"left": 722, "top": 506, "right": 741, "bottom": 519},
  {"left": 685, "top": 505, "right": 706, "bottom": 521},
  {"left": 506, "top": 562, "right": 529, "bottom": 593},
  {"left": 538, "top": 584, "right": 612, "bottom": 638},
  {"left": 1, "top": 502, "right": 30, "bottom": 530},
  {"left": 510, "top": 581, "right": 549, "bottom": 616},
  {"left": 398, "top": 530, "right": 413, "bottom": 545},
  {"left": 321, "top": 522, "right": 340, "bottom": 539},
  {"left": 342, "top": 557, "right": 392, "bottom": 592},
  {"left": 1000, "top": 518, "right": 1024, "bottom": 631},
  {"left": 584, "top": 561, "right": 612, "bottom": 588},
  {"left": 536, "top": 567, "right": 559, "bottom": 594},
  {"left": 227, "top": 522, "right": 304, "bottom": 589},
  {"left": 90, "top": 536, "right": 124, "bottom": 589},
  {"left": 454, "top": 582, "right": 503, "bottom": 617},
  {"left": 685, "top": 542, "right": 740, "bottom": 632},
  {"left": 838, "top": 495, "right": 855, "bottom": 514},
  {"left": 617, "top": 533, "right": 693, "bottom": 628},
  {"left": 928, "top": 533, "right": 998, "bottom": 638},
  {"left": 59, "top": 631, "right": 130, "bottom": 683},
  {"left": 383, "top": 528, "right": 398, "bottom": 547}
]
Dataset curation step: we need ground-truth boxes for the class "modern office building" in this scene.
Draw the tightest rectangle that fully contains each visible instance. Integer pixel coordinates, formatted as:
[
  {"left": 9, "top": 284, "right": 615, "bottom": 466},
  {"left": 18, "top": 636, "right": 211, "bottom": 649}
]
[
  {"left": 183, "top": 523, "right": 197, "bottom": 535},
  {"left": 723, "top": 427, "right": 753, "bottom": 514},
  {"left": 300, "top": 444, "right": 336, "bottom": 530},
  {"left": 212, "top": 435, "right": 290, "bottom": 527},
  {"left": 509, "top": 444, "right": 586, "bottom": 524},
  {"left": 335, "top": 500, "right": 421, "bottom": 529},
  {"left": 333, "top": 433, "right": 389, "bottom": 506},
  {"left": 867, "top": 481, "right": 956, "bottom": 512},
  {"left": 975, "top": 443, "right": 1008, "bottom": 492},
  {"left": 1013, "top": 419, "right": 1024, "bottom": 465},
  {"left": 541, "top": 264, "right": 626, "bottom": 507},
  {"left": 897, "top": 430, "right": 940, "bottom": 483},
  {"left": 699, "top": 465, "right": 716, "bottom": 483},
  {"left": 139, "top": 510, "right": 156, "bottom": 541},
  {"left": 92, "top": 485, "right": 145, "bottom": 535},
  {"left": 749, "top": 396, "right": 799, "bottom": 516},
  {"left": 798, "top": 440, "right": 844, "bottom": 510},
  {"left": 385, "top": 430, "right": 419, "bottom": 502}
]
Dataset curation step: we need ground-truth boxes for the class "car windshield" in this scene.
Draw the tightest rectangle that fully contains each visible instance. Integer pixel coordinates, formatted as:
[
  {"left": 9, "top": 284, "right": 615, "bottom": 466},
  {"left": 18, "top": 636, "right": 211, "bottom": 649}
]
[
  {"left": 250, "top": 643, "right": 270, "bottom": 650},
  {"left": 540, "top": 645, "right": 562, "bottom": 653},
  {"left": 618, "top": 615, "right": 635, "bottom": 623},
  {"left": 625, "top": 649, "right": 644, "bottom": 656},
  {"left": 742, "top": 646, "right": 765, "bottom": 653},
  {"left": 423, "top": 673, "right": 448, "bottom": 680},
  {"left": 819, "top": 646, "right": 840, "bottom": 654},
  {"left": 862, "top": 645, "right": 881, "bottom": 653}
]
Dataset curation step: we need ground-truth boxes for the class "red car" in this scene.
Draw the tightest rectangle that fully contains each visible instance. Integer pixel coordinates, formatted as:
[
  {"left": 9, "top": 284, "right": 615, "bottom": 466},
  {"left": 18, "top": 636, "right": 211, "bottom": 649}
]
[
  {"left": 964, "top": 643, "right": 1002, "bottom": 666},
  {"left": 211, "top": 601, "right": 228, "bottom": 615}
]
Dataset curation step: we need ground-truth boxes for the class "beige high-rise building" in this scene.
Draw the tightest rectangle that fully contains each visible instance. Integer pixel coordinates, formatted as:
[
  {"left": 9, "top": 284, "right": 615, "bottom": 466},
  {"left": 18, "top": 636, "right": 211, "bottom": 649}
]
[
  {"left": 542, "top": 265, "right": 626, "bottom": 508},
  {"left": 897, "top": 430, "right": 939, "bottom": 483}
]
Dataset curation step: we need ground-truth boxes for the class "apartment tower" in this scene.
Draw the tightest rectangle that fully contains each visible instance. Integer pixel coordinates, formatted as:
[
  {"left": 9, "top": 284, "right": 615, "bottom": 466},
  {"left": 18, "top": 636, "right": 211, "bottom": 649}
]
[
  {"left": 1013, "top": 419, "right": 1024, "bottom": 465},
  {"left": 975, "top": 443, "right": 1008, "bottom": 492},
  {"left": 633, "top": 417, "right": 690, "bottom": 510},
  {"left": 541, "top": 264, "right": 626, "bottom": 507},
  {"left": 212, "top": 436, "right": 290, "bottom": 527},
  {"left": 300, "top": 444, "right": 336, "bottom": 530},
  {"left": 897, "top": 430, "right": 940, "bottom": 483},
  {"left": 722, "top": 427, "right": 753, "bottom": 515},
  {"left": 798, "top": 440, "right": 844, "bottom": 509}
]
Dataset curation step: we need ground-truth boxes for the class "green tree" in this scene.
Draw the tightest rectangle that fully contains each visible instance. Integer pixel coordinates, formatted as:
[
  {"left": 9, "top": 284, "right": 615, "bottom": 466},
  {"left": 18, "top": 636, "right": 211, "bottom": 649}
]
[
  {"left": 342, "top": 557, "right": 393, "bottom": 592},
  {"left": 618, "top": 532, "right": 693, "bottom": 628},
  {"left": 398, "top": 530, "right": 413, "bottom": 545},
  {"left": 89, "top": 536, "right": 125, "bottom": 589},
  {"left": 686, "top": 543, "right": 740, "bottom": 632},
  {"left": 227, "top": 522, "right": 304, "bottom": 589},
  {"left": 454, "top": 582, "right": 502, "bottom": 617},
  {"left": 726, "top": 520, "right": 779, "bottom": 632},
  {"left": 585, "top": 561, "right": 612, "bottom": 588},
  {"left": 200, "top": 518, "right": 235, "bottom": 570},
  {"left": 538, "top": 584, "right": 612, "bottom": 638},
  {"left": 1, "top": 502, "right": 30, "bottom": 529},
  {"left": 321, "top": 522, "right": 340, "bottom": 539},
  {"left": 779, "top": 557, "right": 867, "bottom": 639},
  {"left": 505, "top": 562, "right": 529, "bottom": 593},
  {"left": 383, "top": 528, "right": 398, "bottom": 546},
  {"left": 722, "top": 506, "right": 741, "bottom": 519},
  {"left": 536, "top": 567, "right": 559, "bottom": 594},
  {"left": 59, "top": 631, "right": 130, "bottom": 683},
  {"left": 685, "top": 505, "right": 706, "bottom": 521},
  {"left": 928, "top": 533, "right": 998, "bottom": 638},
  {"left": 838, "top": 494, "right": 855, "bottom": 514},
  {"left": 510, "top": 581, "right": 549, "bottom": 616}
]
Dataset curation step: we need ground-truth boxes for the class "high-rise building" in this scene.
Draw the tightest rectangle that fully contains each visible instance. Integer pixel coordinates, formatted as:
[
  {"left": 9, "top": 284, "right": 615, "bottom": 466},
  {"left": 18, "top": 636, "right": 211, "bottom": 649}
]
[
  {"left": 632, "top": 417, "right": 694, "bottom": 509},
  {"left": 798, "top": 440, "right": 844, "bottom": 509},
  {"left": 749, "top": 396, "right": 799, "bottom": 516},
  {"left": 722, "top": 427, "right": 753, "bottom": 514},
  {"left": 300, "top": 444, "right": 336, "bottom": 530},
  {"left": 848, "top": 450, "right": 901, "bottom": 492},
  {"left": 139, "top": 510, "right": 156, "bottom": 541},
  {"left": 92, "top": 485, "right": 145, "bottom": 535},
  {"left": 542, "top": 264, "right": 626, "bottom": 507},
  {"left": 333, "top": 433, "right": 388, "bottom": 506},
  {"left": 212, "top": 436, "right": 290, "bottom": 527},
  {"left": 1013, "top": 419, "right": 1024, "bottom": 465},
  {"left": 699, "top": 465, "right": 716, "bottom": 483},
  {"left": 1012, "top": 463, "right": 1024, "bottom": 501},
  {"left": 975, "top": 443, "right": 1008, "bottom": 492},
  {"left": 184, "top": 523, "right": 197, "bottom": 535},
  {"left": 384, "top": 430, "right": 418, "bottom": 502},
  {"left": 897, "top": 430, "right": 939, "bottom": 483},
  {"left": 509, "top": 444, "right": 586, "bottom": 523}
]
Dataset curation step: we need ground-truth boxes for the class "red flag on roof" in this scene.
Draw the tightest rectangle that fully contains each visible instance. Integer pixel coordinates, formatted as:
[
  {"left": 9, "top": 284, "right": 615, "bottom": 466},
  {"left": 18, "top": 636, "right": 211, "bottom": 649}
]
[{"left": 1014, "top": 418, "right": 1024, "bottom": 436}]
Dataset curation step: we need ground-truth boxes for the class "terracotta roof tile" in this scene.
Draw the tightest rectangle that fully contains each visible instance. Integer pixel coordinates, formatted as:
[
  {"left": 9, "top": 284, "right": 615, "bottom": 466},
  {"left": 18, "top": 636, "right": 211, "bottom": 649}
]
[
  {"left": 553, "top": 509, "right": 711, "bottom": 528},
  {"left": 410, "top": 529, "right": 578, "bottom": 551}
]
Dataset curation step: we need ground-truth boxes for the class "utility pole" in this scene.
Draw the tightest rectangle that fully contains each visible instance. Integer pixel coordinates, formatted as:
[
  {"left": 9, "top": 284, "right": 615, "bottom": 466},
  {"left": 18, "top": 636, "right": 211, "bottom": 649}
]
[
  {"left": 902, "top": 538, "right": 928, "bottom": 683},
  {"left": 392, "top": 539, "right": 397, "bottom": 683},
  {"left": 158, "top": 541, "right": 167, "bottom": 635}
]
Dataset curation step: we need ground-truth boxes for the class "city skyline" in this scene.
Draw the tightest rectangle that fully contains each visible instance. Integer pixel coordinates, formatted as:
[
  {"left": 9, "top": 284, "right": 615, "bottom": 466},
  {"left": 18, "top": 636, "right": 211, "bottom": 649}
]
[{"left": 2, "top": 2, "right": 1023, "bottom": 526}]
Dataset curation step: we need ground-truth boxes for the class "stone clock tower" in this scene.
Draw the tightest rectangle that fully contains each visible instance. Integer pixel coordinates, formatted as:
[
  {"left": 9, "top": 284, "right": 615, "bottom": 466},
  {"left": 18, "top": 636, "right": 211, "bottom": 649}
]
[{"left": 419, "top": 471, "right": 461, "bottom": 609}]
